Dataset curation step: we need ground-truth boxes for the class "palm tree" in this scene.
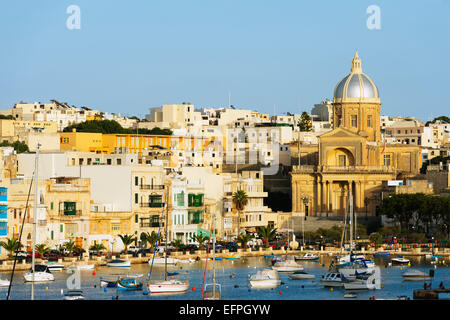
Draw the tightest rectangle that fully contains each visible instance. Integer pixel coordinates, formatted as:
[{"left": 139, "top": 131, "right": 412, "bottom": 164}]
[
  {"left": 0, "top": 238, "right": 23, "bottom": 259},
  {"left": 232, "top": 189, "right": 248, "bottom": 238},
  {"left": 141, "top": 231, "right": 158, "bottom": 252},
  {"left": 191, "top": 234, "right": 210, "bottom": 250},
  {"left": 89, "top": 243, "right": 106, "bottom": 256},
  {"left": 118, "top": 234, "right": 136, "bottom": 253},
  {"left": 257, "top": 225, "right": 277, "bottom": 248},
  {"left": 171, "top": 238, "right": 184, "bottom": 252},
  {"left": 237, "top": 233, "right": 254, "bottom": 249},
  {"left": 63, "top": 240, "right": 77, "bottom": 257},
  {"left": 35, "top": 244, "right": 50, "bottom": 259}
]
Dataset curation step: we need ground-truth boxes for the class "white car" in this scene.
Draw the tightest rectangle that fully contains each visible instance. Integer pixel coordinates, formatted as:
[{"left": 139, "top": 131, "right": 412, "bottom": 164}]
[{"left": 128, "top": 246, "right": 140, "bottom": 253}]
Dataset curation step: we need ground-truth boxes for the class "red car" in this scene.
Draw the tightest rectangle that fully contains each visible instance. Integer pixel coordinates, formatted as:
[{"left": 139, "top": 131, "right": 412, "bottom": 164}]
[
  {"left": 46, "top": 253, "right": 60, "bottom": 261},
  {"left": 26, "top": 252, "right": 41, "bottom": 258}
]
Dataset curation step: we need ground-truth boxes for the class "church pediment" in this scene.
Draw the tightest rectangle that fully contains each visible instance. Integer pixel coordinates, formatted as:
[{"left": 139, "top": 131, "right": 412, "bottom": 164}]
[{"left": 318, "top": 127, "right": 364, "bottom": 140}]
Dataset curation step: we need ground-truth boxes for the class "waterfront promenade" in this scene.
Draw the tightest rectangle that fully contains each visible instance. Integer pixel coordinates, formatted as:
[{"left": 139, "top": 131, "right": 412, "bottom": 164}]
[{"left": 1, "top": 246, "right": 449, "bottom": 272}]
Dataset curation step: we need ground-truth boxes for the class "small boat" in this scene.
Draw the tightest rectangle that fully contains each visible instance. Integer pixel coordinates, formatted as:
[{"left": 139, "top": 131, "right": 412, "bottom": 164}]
[
  {"left": 167, "top": 272, "right": 179, "bottom": 276},
  {"left": 264, "top": 254, "right": 275, "bottom": 258},
  {"left": 342, "top": 266, "right": 382, "bottom": 290},
  {"left": 0, "top": 279, "right": 10, "bottom": 287},
  {"left": 106, "top": 259, "right": 131, "bottom": 268},
  {"left": 224, "top": 256, "right": 240, "bottom": 260},
  {"left": 45, "top": 262, "right": 65, "bottom": 271},
  {"left": 212, "top": 257, "right": 222, "bottom": 261},
  {"left": 249, "top": 269, "right": 281, "bottom": 288},
  {"left": 76, "top": 264, "right": 95, "bottom": 270},
  {"left": 149, "top": 257, "right": 179, "bottom": 265},
  {"left": 117, "top": 278, "right": 143, "bottom": 291},
  {"left": 148, "top": 280, "right": 189, "bottom": 294},
  {"left": 294, "top": 253, "right": 319, "bottom": 261},
  {"left": 272, "top": 260, "right": 304, "bottom": 273},
  {"left": 176, "top": 258, "right": 196, "bottom": 264},
  {"left": 391, "top": 256, "right": 410, "bottom": 265},
  {"left": 320, "top": 272, "right": 343, "bottom": 287},
  {"left": 24, "top": 265, "right": 55, "bottom": 282},
  {"left": 373, "top": 251, "right": 391, "bottom": 258},
  {"left": 203, "top": 283, "right": 221, "bottom": 300},
  {"left": 402, "top": 269, "right": 431, "bottom": 281},
  {"left": 100, "top": 279, "right": 117, "bottom": 288},
  {"left": 62, "top": 289, "right": 86, "bottom": 300},
  {"left": 288, "top": 271, "right": 315, "bottom": 280},
  {"left": 344, "top": 292, "right": 357, "bottom": 298}
]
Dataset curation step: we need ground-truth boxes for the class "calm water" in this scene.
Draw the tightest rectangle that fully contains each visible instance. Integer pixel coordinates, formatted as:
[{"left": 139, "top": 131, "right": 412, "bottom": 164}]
[{"left": 2, "top": 255, "right": 449, "bottom": 300}]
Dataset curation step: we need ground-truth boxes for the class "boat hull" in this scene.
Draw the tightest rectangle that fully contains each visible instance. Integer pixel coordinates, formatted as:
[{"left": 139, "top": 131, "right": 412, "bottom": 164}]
[
  {"left": 249, "top": 279, "right": 281, "bottom": 288},
  {"left": 24, "top": 272, "right": 55, "bottom": 282},
  {"left": 107, "top": 261, "right": 131, "bottom": 268},
  {"left": 148, "top": 281, "right": 189, "bottom": 293},
  {"left": 289, "top": 273, "right": 315, "bottom": 280}
]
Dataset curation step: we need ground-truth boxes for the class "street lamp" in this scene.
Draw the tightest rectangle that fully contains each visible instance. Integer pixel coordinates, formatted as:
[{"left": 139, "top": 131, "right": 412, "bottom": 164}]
[
  {"left": 301, "top": 196, "right": 308, "bottom": 221},
  {"left": 364, "top": 197, "right": 369, "bottom": 221}
]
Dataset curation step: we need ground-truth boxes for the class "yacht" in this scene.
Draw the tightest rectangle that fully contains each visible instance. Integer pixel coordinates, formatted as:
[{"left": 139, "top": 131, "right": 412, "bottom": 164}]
[
  {"left": 0, "top": 279, "right": 10, "bottom": 287},
  {"left": 148, "top": 279, "right": 189, "bottom": 293},
  {"left": 45, "top": 262, "right": 65, "bottom": 271},
  {"left": 320, "top": 271, "right": 343, "bottom": 287},
  {"left": 342, "top": 266, "right": 381, "bottom": 290},
  {"left": 149, "top": 257, "right": 179, "bottom": 265},
  {"left": 272, "top": 260, "right": 304, "bottom": 273},
  {"left": 249, "top": 269, "right": 281, "bottom": 288},
  {"left": 391, "top": 256, "right": 410, "bottom": 265},
  {"left": 288, "top": 270, "right": 315, "bottom": 280},
  {"left": 294, "top": 253, "right": 319, "bottom": 261},
  {"left": 106, "top": 259, "right": 131, "bottom": 268},
  {"left": 402, "top": 269, "right": 431, "bottom": 281},
  {"left": 24, "top": 265, "right": 55, "bottom": 282}
]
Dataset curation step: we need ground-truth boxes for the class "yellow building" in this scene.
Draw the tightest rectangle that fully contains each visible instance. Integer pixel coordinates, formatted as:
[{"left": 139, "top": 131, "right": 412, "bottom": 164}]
[
  {"left": 60, "top": 131, "right": 217, "bottom": 155},
  {"left": 291, "top": 52, "right": 422, "bottom": 218},
  {"left": 0, "top": 120, "right": 58, "bottom": 137}
]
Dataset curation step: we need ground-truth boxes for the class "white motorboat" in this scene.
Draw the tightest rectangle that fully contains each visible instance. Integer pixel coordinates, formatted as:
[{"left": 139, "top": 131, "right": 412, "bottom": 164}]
[
  {"left": 62, "top": 290, "right": 86, "bottom": 300},
  {"left": 391, "top": 256, "right": 410, "bottom": 265},
  {"left": 63, "top": 289, "right": 86, "bottom": 300},
  {"left": 338, "top": 260, "right": 375, "bottom": 279},
  {"left": 75, "top": 264, "right": 95, "bottom": 270},
  {"left": 176, "top": 258, "right": 196, "bottom": 264},
  {"left": 294, "top": 253, "right": 319, "bottom": 261},
  {"left": 343, "top": 266, "right": 381, "bottom": 290},
  {"left": 0, "top": 279, "right": 10, "bottom": 287},
  {"left": 249, "top": 269, "right": 281, "bottom": 288},
  {"left": 148, "top": 279, "right": 189, "bottom": 293},
  {"left": 45, "top": 262, "right": 65, "bottom": 271},
  {"left": 24, "top": 265, "right": 55, "bottom": 282},
  {"left": 402, "top": 269, "right": 431, "bottom": 281},
  {"left": 106, "top": 259, "right": 131, "bottom": 268},
  {"left": 272, "top": 260, "right": 304, "bottom": 273},
  {"left": 288, "top": 270, "right": 315, "bottom": 280},
  {"left": 149, "top": 257, "right": 179, "bottom": 265},
  {"left": 320, "top": 272, "right": 343, "bottom": 287}
]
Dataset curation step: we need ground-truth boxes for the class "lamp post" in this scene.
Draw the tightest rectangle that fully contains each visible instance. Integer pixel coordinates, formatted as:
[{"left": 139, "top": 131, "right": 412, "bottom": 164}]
[{"left": 364, "top": 197, "right": 369, "bottom": 221}]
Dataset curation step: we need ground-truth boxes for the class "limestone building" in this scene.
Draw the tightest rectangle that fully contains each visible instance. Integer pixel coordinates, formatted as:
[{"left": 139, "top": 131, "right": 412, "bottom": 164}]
[{"left": 291, "top": 52, "right": 422, "bottom": 218}]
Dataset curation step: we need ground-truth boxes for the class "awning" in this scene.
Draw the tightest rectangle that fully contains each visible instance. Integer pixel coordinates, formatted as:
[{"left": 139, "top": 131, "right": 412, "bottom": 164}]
[{"left": 197, "top": 228, "right": 211, "bottom": 237}]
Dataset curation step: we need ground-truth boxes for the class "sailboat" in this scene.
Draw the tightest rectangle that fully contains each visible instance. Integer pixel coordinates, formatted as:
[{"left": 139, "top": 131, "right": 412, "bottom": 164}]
[
  {"left": 203, "top": 213, "right": 221, "bottom": 300},
  {"left": 147, "top": 192, "right": 189, "bottom": 294},
  {"left": 23, "top": 145, "right": 55, "bottom": 285}
]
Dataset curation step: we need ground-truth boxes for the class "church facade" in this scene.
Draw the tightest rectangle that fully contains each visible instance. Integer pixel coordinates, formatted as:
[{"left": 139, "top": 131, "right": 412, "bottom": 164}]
[{"left": 291, "top": 52, "right": 422, "bottom": 218}]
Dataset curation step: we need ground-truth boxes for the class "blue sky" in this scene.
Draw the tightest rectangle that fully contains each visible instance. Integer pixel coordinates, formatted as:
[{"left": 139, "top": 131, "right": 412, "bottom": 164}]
[{"left": 0, "top": 1, "right": 449, "bottom": 121}]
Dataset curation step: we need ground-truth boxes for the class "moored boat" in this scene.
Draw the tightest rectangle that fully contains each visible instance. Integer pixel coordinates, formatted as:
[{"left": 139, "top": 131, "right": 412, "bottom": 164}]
[
  {"left": 272, "top": 260, "right": 303, "bottom": 273},
  {"left": 45, "top": 262, "right": 65, "bottom": 271},
  {"left": 342, "top": 266, "right": 381, "bottom": 290},
  {"left": 288, "top": 271, "right": 315, "bottom": 280},
  {"left": 294, "top": 253, "right": 319, "bottom": 261},
  {"left": 24, "top": 265, "right": 55, "bottom": 282},
  {"left": 106, "top": 259, "right": 131, "bottom": 268},
  {"left": 402, "top": 269, "right": 431, "bottom": 281},
  {"left": 249, "top": 269, "right": 281, "bottom": 288},
  {"left": 148, "top": 279, "right": 189, "bottom": 293},
  {"left": 149, "top": 257, "right": 179, "bottom": 265},
  {"left": 117, "top": 278, "right": 143, "bottom": 291},
  {"left": 224, "top": 256, "right": 240, "bottom": 260},
  {"left": 0, "top": 279, "right": 10, "bottom": 287},
  {"left": 62, "top": 290, "right": 86, "bottom": 300},
  {"left": 320, "top": 272, "right": 343, "bottom": 287},
  {"left": 391, "top": 256, "right": 410, "bottom": 265}
]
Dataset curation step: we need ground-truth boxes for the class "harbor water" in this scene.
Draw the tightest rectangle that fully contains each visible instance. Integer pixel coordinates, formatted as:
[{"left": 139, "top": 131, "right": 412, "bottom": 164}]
[{"left": 2, "top": 255, "right": 449, "bottom": 300}]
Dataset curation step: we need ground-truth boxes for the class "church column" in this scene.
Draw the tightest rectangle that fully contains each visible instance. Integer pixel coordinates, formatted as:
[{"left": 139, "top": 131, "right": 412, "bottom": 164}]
[
  {"left": 316, "top": 178, "right": 322, "bottom": 216},
  {"left": 355, "top": 180, "right": 361, "bottom": 214},
  {"left": 322, "top": 179, "right": 327, "bottom": 217}
]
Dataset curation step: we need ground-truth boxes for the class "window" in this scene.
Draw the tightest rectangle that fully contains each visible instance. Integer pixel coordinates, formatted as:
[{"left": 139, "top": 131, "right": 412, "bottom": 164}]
[
  {"left": 135, "top": 193, "right": 138, "bottom": 204},
  {"left": 135, "top": 214, "right": 138, "bottom": 223},
  {"left": 367, "top": 115, "right": 372, "bottom": 128},
  {"left": 107, "top": 159, "right": 112, "bottom": 165},
  {"left": 351, "top": 115, "right": 357, "bottom": 128},
  {"left": 117, "top": 159, "right": 122, "bottom": 165},
  {"left": 384, "top": 154, "right": 391, "bottom": 166},
  {"left": 338, "top": 155, "right": 346, "bottom": 167},
  {"left": 135, "top": 176, "right": 139, "bottom": 186},
  {"left": 112, "top": 224, "right": 120, "bottom": 232}
]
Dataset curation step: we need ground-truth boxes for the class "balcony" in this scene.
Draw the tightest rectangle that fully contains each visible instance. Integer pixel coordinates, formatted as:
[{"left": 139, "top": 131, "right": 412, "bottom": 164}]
[
  {"left": 140, "top": 202, "right": 164, "bottom": 208},
  {"left": 320, "top": 165, "right": 396, "bottom": 173},
  {"left": 139, "top": 184, "right": 165, "bottom": 190},
  {"left": 139, "top": 222, "right": 161, "bottom": 228},
  {"left": 59, "top": 210, "right": 82, "bottom": 217}
]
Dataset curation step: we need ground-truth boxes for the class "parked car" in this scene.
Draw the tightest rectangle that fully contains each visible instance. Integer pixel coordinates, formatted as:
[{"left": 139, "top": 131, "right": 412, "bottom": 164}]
[
  {"left": 72, "top": 248, "right": 86, "bottom": 257},
  {"left": 224, "top": 242, "right": 238, "bottom": 252},
  {"left": 27, "top": 252, "right": 41, "bottom": 258},
  {"left": 15, "top": 251, "right": 28, "bottom": 258},
  {"left": 128, "top": 246, "right": 140, "bottom": 253},
  {"left": 45, "top": 253, "right": 61, "bottom": 261}
]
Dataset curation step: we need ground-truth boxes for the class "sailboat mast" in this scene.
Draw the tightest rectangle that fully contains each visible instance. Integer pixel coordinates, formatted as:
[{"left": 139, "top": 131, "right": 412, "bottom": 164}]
[
  {"left": 212, "top": 213, "right": 216, "bottom": 297},
  {"left": 31, "top": 144, "right": 39, "bottom": 300},
  {"left": 164, "top": 189, "right": 168, "bottom": 281},
  {"left": 349, "top": 191, "right": 353, "bottom": 251}
]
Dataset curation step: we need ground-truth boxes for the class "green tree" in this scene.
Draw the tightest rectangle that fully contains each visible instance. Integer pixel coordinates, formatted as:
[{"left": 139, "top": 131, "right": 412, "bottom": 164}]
[
  {"left": 191, "top": 234, "right": 210, "bottom": 250},
  {"left": 141, "top": 231, "right": 158, "bottom": 252},
  {"left": 237, "top": 233, "right": 254, "bottom": 249},
  {"left": 257, "top": 225, "right": 277, "bottom": 248},
  {"left": 35, "top": 244, "right": 50, "bottom": 258},
  {"left": 170, "top": 238, "right": 184, "bottom": 251},
  {"left": 89, "top": 243, "right": 106, "bottom": 255},
  {"left": 232, "top": 190, "right": 248, "bottom": 237},
  {"left": 0, "top": 238, "right": 23, "bottom": 259},
  {"left": 63, "top": 240, "right": 78, "bottom": 257},
  {"left": 0, "top": 140, "right": 29, "bottom": 153},
  {"left": 297, "top": 111, "right": 312, "bottom": 132},
  {"left": 369, "top": 232, "right": 383, "bottom": 249},
  {"left": 118, "top": 234, "right": 136, "bottom": 253}
]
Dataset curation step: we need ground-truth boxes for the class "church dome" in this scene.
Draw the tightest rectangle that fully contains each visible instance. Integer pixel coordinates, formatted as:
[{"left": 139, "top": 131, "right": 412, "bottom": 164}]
[{"left": 333, "top": 52, "right": 379, "bottom": 101}]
